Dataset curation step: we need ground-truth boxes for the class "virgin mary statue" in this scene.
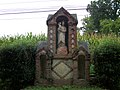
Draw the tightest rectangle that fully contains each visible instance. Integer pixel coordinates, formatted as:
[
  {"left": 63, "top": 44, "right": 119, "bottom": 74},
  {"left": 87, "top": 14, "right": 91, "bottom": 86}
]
[{"left": 57, "top": 21, "right": 66, "bottom": 47}]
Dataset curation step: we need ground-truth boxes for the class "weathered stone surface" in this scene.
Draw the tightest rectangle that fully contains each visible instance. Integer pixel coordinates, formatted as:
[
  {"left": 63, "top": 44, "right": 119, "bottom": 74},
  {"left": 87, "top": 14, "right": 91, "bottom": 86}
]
[
  {"left": 52, "top": 72, "right": 60, "bottom": 79},
  {"left": 35, "top": 7, "right": 90, "bottom": 86},
  {"left": 57, "top": 46, "right": 68, "bottom": 55},
  {"left": 47, "top": 7, "right": 78, "bottom": 54},
  {"left": 64, "top": 72, "right": 73, "bottom": 79},
  {"left": 54, "top": 62, "right": 70, "bottom": 77},
  {"left": 52, "top": 60, "right": 73, "bottom": 79}
]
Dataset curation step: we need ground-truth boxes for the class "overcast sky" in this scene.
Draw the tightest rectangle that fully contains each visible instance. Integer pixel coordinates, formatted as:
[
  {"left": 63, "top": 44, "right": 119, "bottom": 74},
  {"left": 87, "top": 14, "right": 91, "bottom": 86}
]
[{"left": 0, "top": 0, "right": 92, "bottom": 37}]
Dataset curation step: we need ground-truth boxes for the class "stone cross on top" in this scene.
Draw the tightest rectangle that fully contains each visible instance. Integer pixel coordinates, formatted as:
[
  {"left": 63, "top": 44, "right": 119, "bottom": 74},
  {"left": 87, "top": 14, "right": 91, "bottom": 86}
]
[{"left": 47, "top": 7, "right": 78, "bottom": 56}]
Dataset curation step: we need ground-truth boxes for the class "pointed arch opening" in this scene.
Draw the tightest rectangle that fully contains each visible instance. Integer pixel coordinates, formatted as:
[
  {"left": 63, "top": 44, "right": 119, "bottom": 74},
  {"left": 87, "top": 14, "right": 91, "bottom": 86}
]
[{"left": 78, "top": 52, "right": 86, "bottom": 79}]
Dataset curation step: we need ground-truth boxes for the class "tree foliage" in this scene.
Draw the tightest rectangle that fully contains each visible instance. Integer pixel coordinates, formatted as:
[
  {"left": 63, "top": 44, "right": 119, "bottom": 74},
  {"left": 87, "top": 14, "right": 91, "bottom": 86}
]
[
  {"left": 100, "top": 18, "right": 120, "bottom": 35},
  {"left": 82, "top": 0, "right": 120, "bottom": 34},
  {"left": 82, "top": 16, "right": 95, "bottom": 33}
]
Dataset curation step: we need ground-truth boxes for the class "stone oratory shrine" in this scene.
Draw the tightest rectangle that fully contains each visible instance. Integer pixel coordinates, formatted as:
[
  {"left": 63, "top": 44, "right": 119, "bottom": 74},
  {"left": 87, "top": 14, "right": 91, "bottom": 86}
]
[{"left": 35, "top": 7, "right": 90, "bottom": 86}]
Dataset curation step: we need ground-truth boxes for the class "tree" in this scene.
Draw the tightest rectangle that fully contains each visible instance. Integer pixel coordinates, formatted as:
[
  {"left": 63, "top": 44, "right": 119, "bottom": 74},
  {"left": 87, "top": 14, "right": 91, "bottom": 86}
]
[
  {"left": 83, "top": 0, "right": 120, "bottom": 33},
  {"left": 82, "top": 16, "right": 95, "bottom": 33},
  {"left": 100, "top": 18, "right": 120, "bottom": 35}
]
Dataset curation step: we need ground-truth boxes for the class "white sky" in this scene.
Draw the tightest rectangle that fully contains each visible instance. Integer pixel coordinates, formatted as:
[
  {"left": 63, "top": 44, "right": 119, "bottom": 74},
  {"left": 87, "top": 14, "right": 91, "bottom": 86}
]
[{"left": 0, "top": 0, "right": 92, "bottom": 37}]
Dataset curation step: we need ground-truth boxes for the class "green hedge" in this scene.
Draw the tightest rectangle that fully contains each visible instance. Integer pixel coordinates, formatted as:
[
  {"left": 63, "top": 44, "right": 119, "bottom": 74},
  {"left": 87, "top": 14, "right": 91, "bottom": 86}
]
[
  {"left": 0, "top": 44, "right": 35, "bottom": 90},
  {"left": 0, "top": 33, "right": 46, "bottom": 90},
  {"left": 93, "top": 38, "right": 120, "bottom": 90}
]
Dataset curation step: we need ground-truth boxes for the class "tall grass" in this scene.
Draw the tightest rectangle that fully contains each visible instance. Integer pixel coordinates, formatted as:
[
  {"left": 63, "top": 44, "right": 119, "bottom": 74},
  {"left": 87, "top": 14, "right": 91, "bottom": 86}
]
[
  {"left": 1, "top": 32, "right": 119, "bottom": 55},
  {"left": 24, "top": 86, "right": 103, "bottom": 90},
  {"left": 77, "top": 33, "right": 120, "bottom": 62},
  {"left": 0, "top": 32, "right": 47, "bottom": 49}
]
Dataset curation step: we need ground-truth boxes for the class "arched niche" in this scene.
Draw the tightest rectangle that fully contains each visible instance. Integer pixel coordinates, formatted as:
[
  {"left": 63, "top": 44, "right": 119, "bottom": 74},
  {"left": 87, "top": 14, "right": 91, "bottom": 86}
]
[
  {"left": 39, "top": 51, "right": 47, "bottom": 79},
  {"left": 56, "top": 16, "right": 69, "bottom": 52},
  {"left": 73, "top": 44, "right": 90, "bottom": 82},
  {"left": 35, "top": 41, "right": 53, "bottom": 85},
  {"left": 78, "top": 51, "right": 86, "bottom": 79}
]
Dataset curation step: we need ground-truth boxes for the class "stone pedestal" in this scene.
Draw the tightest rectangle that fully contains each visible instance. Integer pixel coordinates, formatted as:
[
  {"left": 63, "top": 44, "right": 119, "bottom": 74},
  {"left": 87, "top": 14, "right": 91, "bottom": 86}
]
[
  {"left": 52, "top": 59, "right": 73, "bottom": 85},
  {"left": 57, "top": 46, "right": 68, "bottom": 55}
]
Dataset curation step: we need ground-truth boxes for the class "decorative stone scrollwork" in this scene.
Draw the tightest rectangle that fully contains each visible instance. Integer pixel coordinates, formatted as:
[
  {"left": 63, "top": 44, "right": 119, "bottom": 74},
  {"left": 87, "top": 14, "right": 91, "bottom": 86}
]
[
  {"left": 50, "top": 40, "right": 53, "bottom": 44},
  {"left": 72, "top": 44, "right": 75, "bottom": 49},
  {"left": 71, "top": 34, "right": 75, "bottom": 49},
  {"left": 71, "top": 39, "right": 75, "bottom": 44},
  {"left": 50, "top": 45, "right": 53, "bottom": 49},
  {"left": 49, "top": 29, "right": 54, "bottom": 54},
  {"left": 71, "top": 34, "right": 74, "bottom": 38},
  {"left": 50, "top": 30, "right": 53, "bottom": 33},
  {"left": 50, "top": 35, "right": 53, "bottom": 39}
]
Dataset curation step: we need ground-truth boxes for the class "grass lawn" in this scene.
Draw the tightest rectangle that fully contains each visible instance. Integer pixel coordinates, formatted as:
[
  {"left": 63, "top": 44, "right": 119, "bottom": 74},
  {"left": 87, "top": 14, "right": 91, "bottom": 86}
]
[{"left": 24, "top": 86, "right": 103, "bottom": 90}]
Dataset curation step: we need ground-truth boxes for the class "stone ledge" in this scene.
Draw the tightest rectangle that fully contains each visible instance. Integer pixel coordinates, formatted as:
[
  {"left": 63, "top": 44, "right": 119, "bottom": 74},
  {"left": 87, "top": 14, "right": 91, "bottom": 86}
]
[
  {"left": 54, "top": 54, "right": 72, "bottom": 59},
  {"left": 53, "top": 79, "right": 73, "bottom": 86}
]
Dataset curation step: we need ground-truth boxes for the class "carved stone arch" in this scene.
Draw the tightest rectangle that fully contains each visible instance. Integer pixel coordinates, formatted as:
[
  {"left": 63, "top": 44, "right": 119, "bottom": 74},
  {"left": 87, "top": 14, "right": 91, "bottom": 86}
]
[
  {"left": 78, "top": 45, "right": 90, "bottom": 81},
  {"left": 73, "top": 44, "right": 90, "bottom": 84},
  {"left": 35, "top": 48, "right": 47, "bottom": 85},
  {"left": 79, "top": 45, "right": 88, "bottom": 54}
]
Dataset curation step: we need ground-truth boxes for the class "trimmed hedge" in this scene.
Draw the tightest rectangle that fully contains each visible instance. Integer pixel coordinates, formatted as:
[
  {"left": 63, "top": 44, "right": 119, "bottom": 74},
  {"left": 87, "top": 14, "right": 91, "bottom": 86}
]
[
  {"left": 0, "top": 33, "right": 47, "bottom": 90},
  {"left": 93, "top": 39, "right": 120, "bottom": 90},
  {"left": 0, "top": 42, "right": 36, "bottom": 90}
]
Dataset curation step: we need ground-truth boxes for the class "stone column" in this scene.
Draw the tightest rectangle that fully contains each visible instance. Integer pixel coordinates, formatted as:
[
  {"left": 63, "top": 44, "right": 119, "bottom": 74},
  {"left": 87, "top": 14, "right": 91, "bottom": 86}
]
[
  {"left": 35, "top": 53, "right": 41, "bottom": 85},
  {"left": 48, "top": 23, "right": 56, "bottom": 54}
]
